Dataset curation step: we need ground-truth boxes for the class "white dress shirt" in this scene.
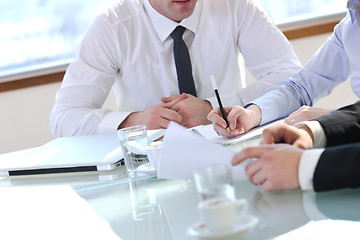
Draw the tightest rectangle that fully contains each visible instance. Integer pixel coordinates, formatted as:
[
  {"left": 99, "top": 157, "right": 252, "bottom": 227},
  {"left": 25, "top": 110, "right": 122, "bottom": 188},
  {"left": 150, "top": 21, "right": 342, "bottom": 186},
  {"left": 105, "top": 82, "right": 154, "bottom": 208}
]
[
  {"left": 50, "top": 0, "right": 301, "bottom": 137},
  {"left": 251, "top": 12, "right": 360, "bottom": 125},
  {"left": 296, "top": 121, "right": 326, "bottom": 190}
]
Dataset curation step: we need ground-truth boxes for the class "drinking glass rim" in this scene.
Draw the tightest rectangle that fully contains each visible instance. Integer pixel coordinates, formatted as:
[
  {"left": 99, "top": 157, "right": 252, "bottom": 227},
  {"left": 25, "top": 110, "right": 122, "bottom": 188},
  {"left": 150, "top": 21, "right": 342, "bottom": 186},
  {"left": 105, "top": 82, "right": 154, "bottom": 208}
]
[{"left": 118, "top": 125, "right": 147, "bottom": 133}]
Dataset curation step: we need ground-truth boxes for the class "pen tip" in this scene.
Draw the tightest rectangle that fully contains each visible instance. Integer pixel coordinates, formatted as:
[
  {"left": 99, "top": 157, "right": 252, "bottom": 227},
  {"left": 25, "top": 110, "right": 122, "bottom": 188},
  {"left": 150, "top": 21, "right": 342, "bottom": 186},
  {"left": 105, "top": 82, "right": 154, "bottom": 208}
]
[{"left": 226, "top": 127, "right": 231, "bottom": 134}]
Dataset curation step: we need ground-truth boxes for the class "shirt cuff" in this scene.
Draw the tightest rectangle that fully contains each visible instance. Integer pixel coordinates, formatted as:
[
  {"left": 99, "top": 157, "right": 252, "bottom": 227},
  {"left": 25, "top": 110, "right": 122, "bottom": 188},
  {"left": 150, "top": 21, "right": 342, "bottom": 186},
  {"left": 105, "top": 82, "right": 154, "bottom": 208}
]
[
  {"left": 205, "top": 96, "right": 218, "bottom": 109},
  {"left": 298, "top": 148, "right": 325, "bottom": 190},
  {"left": 295, "top": 121, "right": 327, "bottom": 148},
  {"left": 98, "top": 111, "right": 131, "bottom": 134}
]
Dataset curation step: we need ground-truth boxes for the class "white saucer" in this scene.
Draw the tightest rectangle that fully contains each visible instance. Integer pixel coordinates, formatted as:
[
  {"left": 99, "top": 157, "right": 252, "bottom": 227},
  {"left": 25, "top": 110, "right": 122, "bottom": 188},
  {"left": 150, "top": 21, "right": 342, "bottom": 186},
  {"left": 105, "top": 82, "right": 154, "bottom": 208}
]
[
  {"left": 136, "top": 162, "right": 157, "bottom": 176},
  {"left": 187, "top": 215, "right": 258, "bottom": 240}
]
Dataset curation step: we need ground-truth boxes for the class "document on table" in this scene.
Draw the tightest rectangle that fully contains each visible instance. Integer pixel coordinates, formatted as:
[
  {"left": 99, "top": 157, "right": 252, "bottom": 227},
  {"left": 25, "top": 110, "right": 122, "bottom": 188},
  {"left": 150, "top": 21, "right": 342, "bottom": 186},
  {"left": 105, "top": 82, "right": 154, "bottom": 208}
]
[
  {"left": 275, "top": 219, "right": 360, "bottom": 240},
  {"left": 0, "top": 185, "right": 121, "bottom": 240},
  {"left": 192, "top": 119, "right": 283, "bottom": 146},
  {"left": 157, "top": 122, "right": 253, "bottom": 181}
]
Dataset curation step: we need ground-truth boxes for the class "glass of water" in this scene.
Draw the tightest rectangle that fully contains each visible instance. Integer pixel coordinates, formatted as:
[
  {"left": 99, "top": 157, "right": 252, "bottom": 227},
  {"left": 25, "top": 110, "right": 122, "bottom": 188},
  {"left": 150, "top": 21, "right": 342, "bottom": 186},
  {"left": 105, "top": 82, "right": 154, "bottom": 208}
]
[
  {"left": 117, "top": 125, "right": 149, "bottom": 178},
  {"left": 194, "top": 164, "right": 235, "bottom": 201}
]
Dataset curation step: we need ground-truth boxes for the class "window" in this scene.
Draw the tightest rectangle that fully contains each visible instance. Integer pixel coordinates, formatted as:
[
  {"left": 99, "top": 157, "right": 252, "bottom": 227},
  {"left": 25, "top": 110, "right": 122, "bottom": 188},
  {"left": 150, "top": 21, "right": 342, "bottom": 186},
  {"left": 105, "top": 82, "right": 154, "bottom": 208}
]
[
  {"left": 258, "top": 0, "right": 346, "bottom": 27},
  {"left": 0, "top": 0, "right": 114, "bottom": 81},
  {"left": 0, "top": 0, "right": 347, "bottom": 81}
]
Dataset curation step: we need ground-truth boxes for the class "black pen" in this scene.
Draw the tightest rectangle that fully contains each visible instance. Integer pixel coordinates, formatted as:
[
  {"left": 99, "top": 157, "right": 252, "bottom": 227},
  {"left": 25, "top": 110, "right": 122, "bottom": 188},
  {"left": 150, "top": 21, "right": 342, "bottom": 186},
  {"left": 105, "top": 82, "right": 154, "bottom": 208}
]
[{"left": 210, "top": 75, "right": 231, "bottom": 134}]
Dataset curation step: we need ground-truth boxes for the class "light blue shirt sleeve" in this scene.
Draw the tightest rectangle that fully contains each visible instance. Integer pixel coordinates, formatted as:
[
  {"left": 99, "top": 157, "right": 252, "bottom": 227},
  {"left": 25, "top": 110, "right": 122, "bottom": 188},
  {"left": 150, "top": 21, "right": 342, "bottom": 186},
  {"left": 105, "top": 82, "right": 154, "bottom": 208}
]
[{"left": 251, "top": 15, "right": 351, "bottom": 125}]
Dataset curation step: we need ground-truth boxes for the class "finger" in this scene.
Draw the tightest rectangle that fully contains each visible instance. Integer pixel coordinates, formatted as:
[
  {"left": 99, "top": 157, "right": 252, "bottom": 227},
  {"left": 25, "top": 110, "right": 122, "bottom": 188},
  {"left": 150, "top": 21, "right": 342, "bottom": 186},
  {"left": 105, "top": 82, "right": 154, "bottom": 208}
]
[
  {"left": 208, "top": 108, "right": 228, "bottom": 129},
  {"left": 161, "top": 94, "right": 185, "bottom": 105},
  {"left": 159, "top": 108, "right": 183, "bottom": 124},
  {"left": 260, "top": 124, "right": 286, "bottom": 144},
  {"left": 213, "top": 122, "right": 229, "bottom": 136},
  {"left": 207, "top": 108, "right": 221, "bottom": 121},
  {"left": 161, "top": 95, "right": 181, "bottom": 103},
  {"left": 260, "top": 128, "right": 276, "bottom": 144},
  {"left": 249, "top": 168, "right": 267, "bottom": 186},
  {"left": 260, "top": 123, "right": 290, "bottom": 144},
  {"left": 231, "top": 146, "right": 270, "bottom": 165},
  {"left": 245, "top": 160, "right": 263, "bottom": 180},
  {"left": 226, "top": 107, "right": 242, "bottom": 130},
  {"left": 161, "top": 93, "right": 187, "bottom": 109},
  {"left": 227, "top": 108, "right": 248, "bottom": 134}
]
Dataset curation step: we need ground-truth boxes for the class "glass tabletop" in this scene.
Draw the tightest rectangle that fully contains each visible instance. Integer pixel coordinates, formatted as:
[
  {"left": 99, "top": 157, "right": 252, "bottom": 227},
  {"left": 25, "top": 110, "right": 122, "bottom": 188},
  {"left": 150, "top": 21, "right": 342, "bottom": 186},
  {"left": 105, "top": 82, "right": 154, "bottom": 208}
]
[
  {"left": 1, "top": 135, "right": 360, "bottom": 239},
  {"left": 75, "top": 175, "right": 360, "bottom": 240}
]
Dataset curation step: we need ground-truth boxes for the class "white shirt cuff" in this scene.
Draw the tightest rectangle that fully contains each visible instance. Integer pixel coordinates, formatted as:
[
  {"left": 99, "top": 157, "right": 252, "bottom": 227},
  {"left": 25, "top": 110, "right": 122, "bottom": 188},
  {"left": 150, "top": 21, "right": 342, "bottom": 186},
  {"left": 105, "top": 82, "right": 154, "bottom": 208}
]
[
  {"left": 98, "top": 111, "right": 131, "bottom": 134},
  {"left": 298, "top": 148, "right": 325, "bottom": 190},
  {"left": 296, "top": 121, "right": 327, "bottom": 148}
]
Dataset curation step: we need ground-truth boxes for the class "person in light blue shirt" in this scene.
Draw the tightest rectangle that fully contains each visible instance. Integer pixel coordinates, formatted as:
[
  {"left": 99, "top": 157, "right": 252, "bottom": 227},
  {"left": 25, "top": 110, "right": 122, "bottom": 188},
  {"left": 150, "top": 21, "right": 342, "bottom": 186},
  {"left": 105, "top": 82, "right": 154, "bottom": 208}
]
[{"left": 208, "top": 0, "right": 360, "bottom": 137}]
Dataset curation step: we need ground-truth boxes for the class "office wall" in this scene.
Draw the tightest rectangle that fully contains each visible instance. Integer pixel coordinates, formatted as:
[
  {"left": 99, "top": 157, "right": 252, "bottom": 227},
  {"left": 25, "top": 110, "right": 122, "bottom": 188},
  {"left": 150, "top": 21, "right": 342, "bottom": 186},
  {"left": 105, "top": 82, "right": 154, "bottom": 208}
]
[{"left": 0, "top": 33, "right": 357, "bottom": 154}]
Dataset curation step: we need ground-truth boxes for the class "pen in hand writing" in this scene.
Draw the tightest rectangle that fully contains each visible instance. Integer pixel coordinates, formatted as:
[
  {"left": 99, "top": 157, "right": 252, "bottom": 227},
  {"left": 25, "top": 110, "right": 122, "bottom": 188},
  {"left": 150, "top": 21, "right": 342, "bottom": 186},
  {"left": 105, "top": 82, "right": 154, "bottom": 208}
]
[{"left": 210, "top": 75, "right": 231, "bottom": 134}]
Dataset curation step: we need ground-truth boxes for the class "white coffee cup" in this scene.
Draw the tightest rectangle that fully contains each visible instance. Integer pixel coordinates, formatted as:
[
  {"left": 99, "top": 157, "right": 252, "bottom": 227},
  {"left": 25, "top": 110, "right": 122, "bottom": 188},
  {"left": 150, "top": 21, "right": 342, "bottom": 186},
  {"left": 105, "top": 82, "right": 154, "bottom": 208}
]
[{"left": 198, "top": 197, "right": 248, "bottom": 232}]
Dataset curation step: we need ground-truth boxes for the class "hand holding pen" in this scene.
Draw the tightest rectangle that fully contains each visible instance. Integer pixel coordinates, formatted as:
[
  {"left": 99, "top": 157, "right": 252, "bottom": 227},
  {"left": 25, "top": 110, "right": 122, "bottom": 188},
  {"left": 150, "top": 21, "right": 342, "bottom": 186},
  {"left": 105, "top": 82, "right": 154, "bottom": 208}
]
[
  {"left": 208, "top": 75, "right": 262, "bottom": 137},
  {"left": 210, "top": 75, "right": 231, "bottom": 134}
]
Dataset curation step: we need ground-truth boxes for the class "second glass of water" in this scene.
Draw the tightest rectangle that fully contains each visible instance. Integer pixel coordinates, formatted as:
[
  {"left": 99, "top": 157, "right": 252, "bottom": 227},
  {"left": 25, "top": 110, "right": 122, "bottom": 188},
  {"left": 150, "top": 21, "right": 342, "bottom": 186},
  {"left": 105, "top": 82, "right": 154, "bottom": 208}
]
[{"left": 194, "top": 164, "right": 235, "bottom": 201}]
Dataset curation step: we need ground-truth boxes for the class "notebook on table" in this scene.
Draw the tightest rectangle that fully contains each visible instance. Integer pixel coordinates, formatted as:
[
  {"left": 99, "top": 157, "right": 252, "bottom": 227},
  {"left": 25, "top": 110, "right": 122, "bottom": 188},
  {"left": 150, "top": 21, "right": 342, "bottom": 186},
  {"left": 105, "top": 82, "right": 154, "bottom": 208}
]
[{"left": 0, "top": 129, "right": 165, "bottom": 177}]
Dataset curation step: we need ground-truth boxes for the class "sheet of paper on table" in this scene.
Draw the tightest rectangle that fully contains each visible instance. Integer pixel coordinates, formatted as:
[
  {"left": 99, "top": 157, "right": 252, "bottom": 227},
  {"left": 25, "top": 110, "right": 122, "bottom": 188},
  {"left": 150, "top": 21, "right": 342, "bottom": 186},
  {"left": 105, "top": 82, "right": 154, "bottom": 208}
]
[
  {"left": 191, "top": 119, "right": 283, "bottom": 146},
  {"left": 274, "top": 219, "right": 360, "bottom": 240},
  {"left": 157, "top": 122, "right": 254, "bottom": 181},
  {"left": 0, "top": 185, "right": 121, "bottom": 240}
]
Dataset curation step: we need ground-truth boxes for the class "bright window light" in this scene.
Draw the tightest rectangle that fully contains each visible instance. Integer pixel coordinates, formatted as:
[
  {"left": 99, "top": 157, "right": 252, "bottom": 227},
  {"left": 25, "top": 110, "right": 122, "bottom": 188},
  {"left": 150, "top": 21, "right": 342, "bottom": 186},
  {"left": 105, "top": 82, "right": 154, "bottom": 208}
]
[{"left": 0, "top": 0, "right": 347, "bottom": 81}]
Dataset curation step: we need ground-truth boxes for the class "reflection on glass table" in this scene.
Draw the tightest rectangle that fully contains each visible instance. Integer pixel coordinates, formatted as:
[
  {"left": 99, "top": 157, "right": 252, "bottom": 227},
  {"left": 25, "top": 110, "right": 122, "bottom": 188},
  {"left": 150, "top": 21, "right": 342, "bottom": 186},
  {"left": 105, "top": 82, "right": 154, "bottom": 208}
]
[
  {"left": 249, "top": 187, "right": 360, "bottom": 239},
  {"left": 70, "top": 174, "right": 360, "bottom": 240},
  {"left": 1, "top": 129, "right": 360, "bottom": 239}
]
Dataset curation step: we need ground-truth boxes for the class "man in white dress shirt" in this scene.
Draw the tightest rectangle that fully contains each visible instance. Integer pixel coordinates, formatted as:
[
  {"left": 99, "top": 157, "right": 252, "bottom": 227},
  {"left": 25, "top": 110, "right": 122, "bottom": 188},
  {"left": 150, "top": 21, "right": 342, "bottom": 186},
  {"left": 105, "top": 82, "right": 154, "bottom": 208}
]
[
  {"left": 50, "top": 0, "right": 301, "bottom": 137},
  {"left": 208, "top": 0, "right": 360, "bottom": 137}
]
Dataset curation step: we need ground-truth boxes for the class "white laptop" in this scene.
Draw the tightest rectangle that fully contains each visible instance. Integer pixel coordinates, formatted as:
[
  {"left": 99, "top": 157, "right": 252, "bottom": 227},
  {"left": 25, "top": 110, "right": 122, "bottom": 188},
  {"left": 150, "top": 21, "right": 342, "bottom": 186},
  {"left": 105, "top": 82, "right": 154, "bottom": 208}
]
[{"left": 0, "top": 130, "right": 165, "bottom": 177}]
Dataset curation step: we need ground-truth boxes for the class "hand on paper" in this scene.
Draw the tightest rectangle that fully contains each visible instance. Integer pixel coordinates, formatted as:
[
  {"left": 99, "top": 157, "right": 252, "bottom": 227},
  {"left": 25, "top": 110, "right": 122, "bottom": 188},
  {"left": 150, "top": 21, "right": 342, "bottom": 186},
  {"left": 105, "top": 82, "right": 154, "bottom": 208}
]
[
  {"left": 119, "top": 94, "right": 187, "bottom": 129},
  {"left": 161, "top": 93, "right": 212, "bottom": 128},
  {"left": 231, "top": 144, "right": 303, "bottom": 191},
  {"left": 260, "top": 122, "right": 314, "bottom": 149},
  {"left": 207, "top": 104, "right": 261, "bottom": 138},
  {"left": 284, "top": 106, "right": 334, "bottom": 125}
]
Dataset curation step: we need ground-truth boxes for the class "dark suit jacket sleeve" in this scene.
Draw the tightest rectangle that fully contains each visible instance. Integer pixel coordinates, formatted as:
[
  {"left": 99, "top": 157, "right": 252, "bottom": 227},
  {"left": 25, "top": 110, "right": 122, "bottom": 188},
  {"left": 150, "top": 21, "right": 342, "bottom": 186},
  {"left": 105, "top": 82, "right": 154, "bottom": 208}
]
[
  {"left": 313, "top": 142, "right": 360, "bottom": 192},
  {"left": 314, "top": 101, "right": 360, "bottom": 147}
]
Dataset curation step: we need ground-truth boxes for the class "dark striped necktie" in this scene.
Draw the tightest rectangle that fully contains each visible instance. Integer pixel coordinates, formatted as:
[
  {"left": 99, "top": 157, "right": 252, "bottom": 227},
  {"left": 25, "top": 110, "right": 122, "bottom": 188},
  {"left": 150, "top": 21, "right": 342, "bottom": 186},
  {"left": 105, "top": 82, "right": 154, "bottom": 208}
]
[{"left": 170, "top": 26, "right": 197, "bottom": 97}]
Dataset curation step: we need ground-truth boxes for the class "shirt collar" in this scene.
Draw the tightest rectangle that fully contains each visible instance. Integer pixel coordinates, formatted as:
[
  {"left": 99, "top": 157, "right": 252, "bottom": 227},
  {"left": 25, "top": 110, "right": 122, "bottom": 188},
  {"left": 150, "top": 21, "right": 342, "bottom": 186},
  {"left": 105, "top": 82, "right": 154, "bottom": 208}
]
[
  {"left": 349, "top": 9, "right": 356, "bottom": 23},
  {"left": 144, "top": 0, "right": 200, "bottom": 42},
  {"left": 347, "top": 0, "right": 360, "bottom": 24}
]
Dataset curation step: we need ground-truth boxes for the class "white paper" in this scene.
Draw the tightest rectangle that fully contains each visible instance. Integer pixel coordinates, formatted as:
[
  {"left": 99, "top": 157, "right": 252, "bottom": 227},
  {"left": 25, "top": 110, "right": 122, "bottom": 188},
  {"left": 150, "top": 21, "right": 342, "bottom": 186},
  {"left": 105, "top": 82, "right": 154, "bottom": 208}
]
[
  {"left": 157, "top": 122, "right": 251, "bottom": 181},
  {"left": 0, "top": 185, "right": 121, "bottom": 240},
  {"left": 192, "top": 119, "right": 284, "bottom": 146},
  {"left": 275, "top": 219, "right": 360, "bottom": 240}
]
